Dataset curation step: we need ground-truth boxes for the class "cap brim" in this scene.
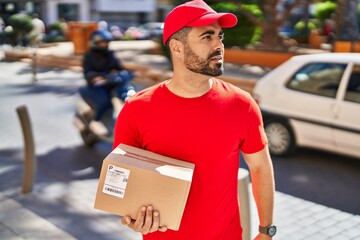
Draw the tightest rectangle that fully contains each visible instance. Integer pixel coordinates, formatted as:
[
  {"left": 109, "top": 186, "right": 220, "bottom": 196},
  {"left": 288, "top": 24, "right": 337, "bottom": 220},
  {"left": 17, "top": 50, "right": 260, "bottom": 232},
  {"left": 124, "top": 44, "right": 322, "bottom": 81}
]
[{"left": 187, "top": 12, "right": 238, "bottom": 28}]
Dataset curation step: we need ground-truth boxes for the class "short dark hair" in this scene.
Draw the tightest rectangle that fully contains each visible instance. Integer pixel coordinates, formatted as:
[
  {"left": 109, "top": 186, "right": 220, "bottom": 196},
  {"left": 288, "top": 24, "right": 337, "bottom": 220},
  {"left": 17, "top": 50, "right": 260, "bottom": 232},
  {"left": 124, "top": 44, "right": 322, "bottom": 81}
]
[{"left": 166, "top": 26, "right": 192, "bottom": 48}]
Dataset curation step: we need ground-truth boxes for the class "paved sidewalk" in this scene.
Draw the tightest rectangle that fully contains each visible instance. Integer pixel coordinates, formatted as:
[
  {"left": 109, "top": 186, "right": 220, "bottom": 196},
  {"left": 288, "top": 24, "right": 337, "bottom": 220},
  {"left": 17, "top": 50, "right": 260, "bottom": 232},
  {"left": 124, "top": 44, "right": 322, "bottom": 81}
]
[
  {"left": 0, "top": 45, "right": 359, "bottom": 240},
  {"left": 0, "top": 191, "right": 76, "bottom": 240}
]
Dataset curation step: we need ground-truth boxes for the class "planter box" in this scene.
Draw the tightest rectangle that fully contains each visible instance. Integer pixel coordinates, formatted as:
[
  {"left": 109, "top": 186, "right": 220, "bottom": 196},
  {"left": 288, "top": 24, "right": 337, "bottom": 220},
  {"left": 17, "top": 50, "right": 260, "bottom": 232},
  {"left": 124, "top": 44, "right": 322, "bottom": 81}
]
[
  {"left": 224, "top": 48, "right": 298, "bottom": 68},
  {"left": 334, "top": 41, "right": 360, "bottom": 52},
  {"left": 309, "top": 34, "right": 325, "bottom": 48},
  {"left": 68, "top": 21, "right": 98, "bottom": 55}
]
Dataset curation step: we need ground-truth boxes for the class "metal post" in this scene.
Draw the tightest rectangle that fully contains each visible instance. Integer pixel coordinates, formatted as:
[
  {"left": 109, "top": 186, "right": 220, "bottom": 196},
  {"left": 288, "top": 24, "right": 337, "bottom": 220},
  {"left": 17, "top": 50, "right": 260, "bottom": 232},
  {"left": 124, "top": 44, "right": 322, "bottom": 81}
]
[
  {"left": 238, "top": 168, "right": 251, "bottom": 240},
  {"left": 16, "top": 105, "right": 36, "bottom": 194},
  {"left": 32, "top": 52, "right": 37, "bottom": 83}
]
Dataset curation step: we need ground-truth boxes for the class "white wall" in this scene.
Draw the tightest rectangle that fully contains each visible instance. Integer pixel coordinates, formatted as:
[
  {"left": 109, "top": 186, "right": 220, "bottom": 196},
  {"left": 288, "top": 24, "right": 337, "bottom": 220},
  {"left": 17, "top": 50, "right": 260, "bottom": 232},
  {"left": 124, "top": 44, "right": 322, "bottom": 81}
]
[{"left": 96, "top": 0, "right": 155, "bottom": 12}]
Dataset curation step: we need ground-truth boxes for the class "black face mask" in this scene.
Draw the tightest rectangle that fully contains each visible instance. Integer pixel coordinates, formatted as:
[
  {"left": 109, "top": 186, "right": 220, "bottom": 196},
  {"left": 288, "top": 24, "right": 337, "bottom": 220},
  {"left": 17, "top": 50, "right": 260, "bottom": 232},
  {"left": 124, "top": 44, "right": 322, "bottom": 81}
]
[{"left": 92, "top": 46, "right": 109, "bottom": 55}]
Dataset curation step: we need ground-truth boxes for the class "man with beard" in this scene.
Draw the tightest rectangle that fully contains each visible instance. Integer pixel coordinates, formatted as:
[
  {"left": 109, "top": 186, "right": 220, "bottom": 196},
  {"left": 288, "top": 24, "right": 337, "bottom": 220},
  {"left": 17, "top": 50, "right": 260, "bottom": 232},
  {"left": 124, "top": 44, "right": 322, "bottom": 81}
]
[{"left": 113, "top": 1, "right": 276, "bottom": 239}]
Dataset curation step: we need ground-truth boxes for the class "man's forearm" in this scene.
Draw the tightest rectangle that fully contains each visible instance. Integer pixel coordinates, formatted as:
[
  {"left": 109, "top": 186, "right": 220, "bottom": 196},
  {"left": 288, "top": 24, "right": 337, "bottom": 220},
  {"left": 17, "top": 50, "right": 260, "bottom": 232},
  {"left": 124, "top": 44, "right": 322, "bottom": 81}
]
[
  {"left": 243, "top": 148, "right": 275, "bottom": 227},
  {"left": 250, "top": 162, "right": 275, "bottom": 227}
]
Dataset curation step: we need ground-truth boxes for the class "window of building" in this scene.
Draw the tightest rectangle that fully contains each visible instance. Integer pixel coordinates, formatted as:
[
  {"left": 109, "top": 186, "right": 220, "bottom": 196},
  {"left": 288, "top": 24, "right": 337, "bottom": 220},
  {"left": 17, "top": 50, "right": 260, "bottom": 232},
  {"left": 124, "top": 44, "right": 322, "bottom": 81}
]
[
  {"left": 58, "top": 3, "right": 79, "bottom": 22},
  {"left": 286, "top": 62, "right": 347, "bottom": 98}
]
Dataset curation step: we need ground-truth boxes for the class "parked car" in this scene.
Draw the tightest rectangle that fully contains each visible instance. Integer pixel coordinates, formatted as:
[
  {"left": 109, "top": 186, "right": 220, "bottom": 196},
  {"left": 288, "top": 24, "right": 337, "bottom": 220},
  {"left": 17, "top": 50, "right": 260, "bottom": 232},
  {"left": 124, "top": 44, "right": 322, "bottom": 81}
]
[
  {"left": 123, "top": 26, "right": 150, "bottom": 40},
  {"left": 122, "top": 22, "right": 163, "bottom": 40},
  {"left": 137, "top": 22, "right": 163, "bottom": 38},
  {"left": 252, "top": 53, "right": 360, "bottom": 159}
]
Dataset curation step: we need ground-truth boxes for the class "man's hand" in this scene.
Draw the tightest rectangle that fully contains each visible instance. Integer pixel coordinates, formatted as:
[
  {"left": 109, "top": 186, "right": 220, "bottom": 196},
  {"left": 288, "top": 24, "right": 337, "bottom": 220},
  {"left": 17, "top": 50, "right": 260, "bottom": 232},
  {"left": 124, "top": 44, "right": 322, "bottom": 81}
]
[
  {"left": 92, "top": 76, "right": 107, "bottom": 86},
  {"left": 121, "top": 205, "right": 168, "bottom": 235}
]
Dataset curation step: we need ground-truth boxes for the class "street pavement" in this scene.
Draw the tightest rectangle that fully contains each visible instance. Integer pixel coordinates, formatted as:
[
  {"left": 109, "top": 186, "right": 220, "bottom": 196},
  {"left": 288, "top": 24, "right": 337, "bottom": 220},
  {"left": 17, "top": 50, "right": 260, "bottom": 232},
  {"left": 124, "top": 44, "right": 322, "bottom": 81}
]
[{"left": 0, "top": 42, "right": 360, "bottom": 240}]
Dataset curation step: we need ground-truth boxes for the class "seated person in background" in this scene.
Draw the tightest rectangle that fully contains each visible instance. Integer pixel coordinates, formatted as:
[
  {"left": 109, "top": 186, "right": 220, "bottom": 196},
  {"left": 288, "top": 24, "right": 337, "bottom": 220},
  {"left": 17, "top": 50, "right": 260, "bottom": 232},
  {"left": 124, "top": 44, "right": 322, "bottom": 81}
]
[
  {"left": 30, "top": 13, "right": 45, "bottom": 46},
  {"left": 83, "top": 30, "right": 135, "bottom": 136}
]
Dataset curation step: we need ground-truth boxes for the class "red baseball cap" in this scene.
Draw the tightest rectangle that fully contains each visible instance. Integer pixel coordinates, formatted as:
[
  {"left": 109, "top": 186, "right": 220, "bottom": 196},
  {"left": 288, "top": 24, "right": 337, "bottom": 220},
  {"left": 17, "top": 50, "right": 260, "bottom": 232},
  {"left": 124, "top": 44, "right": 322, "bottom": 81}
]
[{"left": 163, "top": 0, "right": 238, "bottom": 45}]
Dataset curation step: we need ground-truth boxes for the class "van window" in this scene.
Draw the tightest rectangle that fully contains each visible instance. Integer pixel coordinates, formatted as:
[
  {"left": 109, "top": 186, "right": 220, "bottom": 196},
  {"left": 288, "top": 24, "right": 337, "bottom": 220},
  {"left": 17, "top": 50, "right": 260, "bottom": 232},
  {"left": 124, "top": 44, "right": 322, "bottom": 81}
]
[
  {"left": 344, "top": 65, "right": 360, "bottom": 103},
  {"left": 287, "top": 62, "right": 347, "bottom": 98}
]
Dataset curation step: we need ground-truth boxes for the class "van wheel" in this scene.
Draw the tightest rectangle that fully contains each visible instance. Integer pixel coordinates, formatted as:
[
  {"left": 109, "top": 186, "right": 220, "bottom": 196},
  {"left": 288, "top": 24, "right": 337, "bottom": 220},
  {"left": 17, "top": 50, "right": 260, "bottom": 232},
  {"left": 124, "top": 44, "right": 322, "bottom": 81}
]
[
  {"left": 264, "top": 119, "right": 296, "bottom": 156},
  {"left": 80, "top": 129, "right": 98, "bottom": 147}
]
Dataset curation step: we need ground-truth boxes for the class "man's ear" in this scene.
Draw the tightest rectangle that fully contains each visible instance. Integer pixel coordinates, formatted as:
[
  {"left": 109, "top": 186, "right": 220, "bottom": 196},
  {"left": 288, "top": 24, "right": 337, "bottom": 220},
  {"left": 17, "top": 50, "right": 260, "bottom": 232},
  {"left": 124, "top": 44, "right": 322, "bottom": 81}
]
[{"left": 169, "top": 39, "right": 183, "bottom": 58}]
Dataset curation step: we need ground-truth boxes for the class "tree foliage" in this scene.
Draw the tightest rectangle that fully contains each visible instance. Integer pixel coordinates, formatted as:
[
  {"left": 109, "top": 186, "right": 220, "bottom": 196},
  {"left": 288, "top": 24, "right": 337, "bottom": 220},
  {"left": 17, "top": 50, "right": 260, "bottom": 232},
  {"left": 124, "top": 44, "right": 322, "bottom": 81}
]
[
  {"left": 8, "top": 14, "right": 33, "bottom": 34},
  {"left": 170, "top": 0, "right": 360, "bottom": 49},
  {"left": 7, "top": 14, "right": 34, "bottom": 45},
  {"left": 211, "top": 2, "right": 262, "bottom": 47},
  {"left": 313, "top": 1, "right": 337, "bottom": 21},
  {"left": 210, "top": 0, "right": 319, "bottom": 49}
]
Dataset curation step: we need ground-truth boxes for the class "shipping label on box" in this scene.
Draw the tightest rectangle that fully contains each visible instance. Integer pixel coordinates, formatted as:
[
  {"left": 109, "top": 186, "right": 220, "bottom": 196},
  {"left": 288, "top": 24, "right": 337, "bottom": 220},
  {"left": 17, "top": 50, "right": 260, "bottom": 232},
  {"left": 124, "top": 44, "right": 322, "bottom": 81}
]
[
  {"left": 94, "top": 144, "right": 195, "bottom": 231},
  {"left": 102, "top": 164, "right": 130, "bottom": 198}
]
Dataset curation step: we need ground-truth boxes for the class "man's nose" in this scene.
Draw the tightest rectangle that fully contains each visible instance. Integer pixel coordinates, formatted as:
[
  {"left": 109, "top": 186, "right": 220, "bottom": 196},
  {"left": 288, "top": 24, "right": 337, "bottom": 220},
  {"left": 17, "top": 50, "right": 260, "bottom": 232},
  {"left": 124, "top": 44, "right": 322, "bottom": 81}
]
[{"left": 213, "top": 37, "right": 224, "bottom": 51}]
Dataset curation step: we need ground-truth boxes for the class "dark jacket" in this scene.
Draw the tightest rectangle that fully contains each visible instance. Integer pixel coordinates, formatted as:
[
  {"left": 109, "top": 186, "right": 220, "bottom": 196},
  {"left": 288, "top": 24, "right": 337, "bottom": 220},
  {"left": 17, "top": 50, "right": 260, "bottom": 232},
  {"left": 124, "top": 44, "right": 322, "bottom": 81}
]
[{"left": 83, "top": 49, "right": 123, "bottom": 87}]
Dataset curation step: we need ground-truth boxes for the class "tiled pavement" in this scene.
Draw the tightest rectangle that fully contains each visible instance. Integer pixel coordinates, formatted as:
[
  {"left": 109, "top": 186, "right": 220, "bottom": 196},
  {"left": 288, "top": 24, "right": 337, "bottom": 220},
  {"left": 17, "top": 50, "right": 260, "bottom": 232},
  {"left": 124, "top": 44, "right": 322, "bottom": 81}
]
[{"left": 0, "top": 44, "right": 359, "bottom": 240}]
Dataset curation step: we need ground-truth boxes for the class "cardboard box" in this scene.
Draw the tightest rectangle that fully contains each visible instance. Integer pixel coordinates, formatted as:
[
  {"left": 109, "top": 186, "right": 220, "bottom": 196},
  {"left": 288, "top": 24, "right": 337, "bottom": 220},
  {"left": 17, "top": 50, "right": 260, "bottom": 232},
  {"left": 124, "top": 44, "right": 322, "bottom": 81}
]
[{"left": 94, "top": 144, "right": 195, "bottom": 231}]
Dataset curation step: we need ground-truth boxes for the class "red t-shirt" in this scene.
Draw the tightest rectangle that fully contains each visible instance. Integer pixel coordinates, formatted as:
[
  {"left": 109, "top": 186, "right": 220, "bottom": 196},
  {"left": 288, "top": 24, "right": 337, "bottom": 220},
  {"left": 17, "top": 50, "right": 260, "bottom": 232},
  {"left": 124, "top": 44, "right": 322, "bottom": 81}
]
[{"left": 113, "top": 78, "right": 267, "bottom": 240}]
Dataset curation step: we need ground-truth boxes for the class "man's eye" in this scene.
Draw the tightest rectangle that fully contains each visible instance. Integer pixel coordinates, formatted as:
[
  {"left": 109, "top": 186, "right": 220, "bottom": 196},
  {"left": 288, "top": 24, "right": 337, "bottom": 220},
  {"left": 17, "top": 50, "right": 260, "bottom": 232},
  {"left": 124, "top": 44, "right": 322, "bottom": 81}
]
[
  {"left": 204, "top": 35, "right": 211, "bottom": 39},
  {"left": 219, "top": 35, "right": 224, "bottom": 40}
]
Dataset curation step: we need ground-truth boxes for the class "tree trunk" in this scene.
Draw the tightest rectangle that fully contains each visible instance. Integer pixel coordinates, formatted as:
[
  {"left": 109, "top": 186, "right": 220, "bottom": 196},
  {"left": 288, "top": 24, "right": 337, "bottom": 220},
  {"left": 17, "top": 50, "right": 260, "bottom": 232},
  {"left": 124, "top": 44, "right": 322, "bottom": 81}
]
[
  {"left": 257, "top": 0, "right": 283, "bottom": 49},
  {"left": 336, "top": 0, "right": 360, "bottom": 41},
  {"left": 261, "top": 23, "right": 283, "bottom": 49}
]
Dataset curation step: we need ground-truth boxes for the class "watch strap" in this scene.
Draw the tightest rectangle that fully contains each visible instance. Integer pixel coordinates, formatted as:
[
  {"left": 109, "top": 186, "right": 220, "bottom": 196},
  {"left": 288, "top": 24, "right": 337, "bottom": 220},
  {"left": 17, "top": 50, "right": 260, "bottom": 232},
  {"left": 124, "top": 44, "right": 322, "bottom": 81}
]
[
  {"left": 259, "top": 225, "right": 268, "bottom": 234},
  {"left": 259, "top": 225, "right": 277, "bottom": 237}
]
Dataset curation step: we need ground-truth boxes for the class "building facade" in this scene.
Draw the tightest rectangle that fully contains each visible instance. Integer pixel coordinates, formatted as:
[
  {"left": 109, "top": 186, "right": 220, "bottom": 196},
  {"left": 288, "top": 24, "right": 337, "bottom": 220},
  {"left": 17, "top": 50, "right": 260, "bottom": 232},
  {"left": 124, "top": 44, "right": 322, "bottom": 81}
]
[{"left": 0, "top": 0, "right": 173, "bottom": 28}]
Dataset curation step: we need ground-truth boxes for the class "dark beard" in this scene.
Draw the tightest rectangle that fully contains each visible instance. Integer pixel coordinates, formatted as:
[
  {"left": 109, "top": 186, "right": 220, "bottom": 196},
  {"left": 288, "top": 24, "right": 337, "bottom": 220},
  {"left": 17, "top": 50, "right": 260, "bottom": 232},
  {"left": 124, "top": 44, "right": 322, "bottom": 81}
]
[{"left": 184, "top": 45, "right": 224, "bottom": 77}]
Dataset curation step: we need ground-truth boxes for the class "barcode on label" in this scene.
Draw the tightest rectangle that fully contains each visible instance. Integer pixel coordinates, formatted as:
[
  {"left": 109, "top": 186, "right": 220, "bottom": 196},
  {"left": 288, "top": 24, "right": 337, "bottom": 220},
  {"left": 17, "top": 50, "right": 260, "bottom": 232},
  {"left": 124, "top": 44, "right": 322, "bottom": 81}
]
[
  {"left": 105, "top": 187, "right": 123, "bottom": 195},
  {"left": 103, "top": 165, "right": 130, "bottom": 198}
]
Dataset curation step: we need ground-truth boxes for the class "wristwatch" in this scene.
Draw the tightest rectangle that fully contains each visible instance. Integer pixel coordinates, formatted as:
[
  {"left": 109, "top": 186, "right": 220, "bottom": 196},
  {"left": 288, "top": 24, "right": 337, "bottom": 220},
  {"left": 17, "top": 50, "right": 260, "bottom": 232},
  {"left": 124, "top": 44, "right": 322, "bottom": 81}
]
[{"left": 259, "top": 225, "right": 277, "bottom": 237}]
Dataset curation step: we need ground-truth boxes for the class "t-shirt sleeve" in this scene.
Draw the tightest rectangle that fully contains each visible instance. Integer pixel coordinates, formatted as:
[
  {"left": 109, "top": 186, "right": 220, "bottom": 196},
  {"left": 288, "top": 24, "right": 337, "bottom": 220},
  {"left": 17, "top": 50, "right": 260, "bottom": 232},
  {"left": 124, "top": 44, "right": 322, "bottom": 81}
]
[
  {"left": 241, "top": 97, "right": 268, "bottom": 154},
  {"left": 112, "top": 101, "right": 141, "bottom": 150}
]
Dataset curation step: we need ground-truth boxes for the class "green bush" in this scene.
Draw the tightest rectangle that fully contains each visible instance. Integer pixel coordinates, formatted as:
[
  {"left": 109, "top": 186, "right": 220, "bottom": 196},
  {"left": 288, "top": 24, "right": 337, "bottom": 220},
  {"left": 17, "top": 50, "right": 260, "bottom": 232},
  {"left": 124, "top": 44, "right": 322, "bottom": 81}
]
[
  {"left": 0, "top": 28, "right": 17, "bottom": 45},
  {"left": 313, "top": 1, "right": 337, "bottom": 21},
  {"left": 8, "top": 14, "right": 34, "bottom": 45},
  {"left": 8, "top": 14, "right": 33, "bottom": 34},
  {"left": 294, "top": 20, "right": 317, "bottom": 33},
  {"left": 44, "top": 21, "right": 66, "bottom": 43},
  {"left": 49, "top": 22, "right": 64, "bottom": 34},
  {"left": 211, "top": 3, "right": 262, "bottom": 48},
  {"left": 43, "top": 34, "right": 65, "bottom": 43}
]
